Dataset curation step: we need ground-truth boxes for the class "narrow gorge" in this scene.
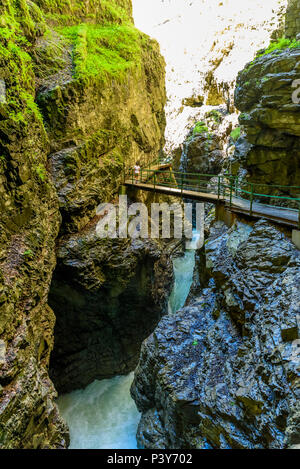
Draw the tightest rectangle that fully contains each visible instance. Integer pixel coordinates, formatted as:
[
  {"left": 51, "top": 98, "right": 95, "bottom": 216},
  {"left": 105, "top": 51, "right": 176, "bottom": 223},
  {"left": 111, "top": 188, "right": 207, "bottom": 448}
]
[{"left": 0, "top": 0, "right": 299, "bottom": 450}]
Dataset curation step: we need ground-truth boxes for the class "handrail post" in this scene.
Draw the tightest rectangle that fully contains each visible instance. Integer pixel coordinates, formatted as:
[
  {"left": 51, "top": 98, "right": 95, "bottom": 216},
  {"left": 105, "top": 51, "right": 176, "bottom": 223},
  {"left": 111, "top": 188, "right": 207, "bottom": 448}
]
[
  {"left": 131, "top": 169, "right": 134, "bottom": 185},
  {"left": 250, "top": 183, "right": 254, "bottom": 215},
  {"left": 181, "top": 173, "right": 183, "bottom": 197},
  {"left": 218, "top": 176, "right": 221, "bottom": 199},
  {"left": 229, "top": 176, "right": 233, "bottom": 208},
  {"left": 154, "top": 171, "right": 156, "bottom": 191}
]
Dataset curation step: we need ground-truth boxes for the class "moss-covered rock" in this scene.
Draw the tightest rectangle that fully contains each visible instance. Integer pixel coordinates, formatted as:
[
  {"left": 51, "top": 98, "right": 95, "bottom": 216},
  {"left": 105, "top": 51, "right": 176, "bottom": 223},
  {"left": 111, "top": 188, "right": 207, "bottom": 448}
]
[
  {"left": 0, "top": 0, "right": 68, "bottom": 449},
  {"left": 34, "top": 3, "right": 166, "bottom": 232},
  {"left": 0, "top": 0, "right": 166, "bottom": 448}
]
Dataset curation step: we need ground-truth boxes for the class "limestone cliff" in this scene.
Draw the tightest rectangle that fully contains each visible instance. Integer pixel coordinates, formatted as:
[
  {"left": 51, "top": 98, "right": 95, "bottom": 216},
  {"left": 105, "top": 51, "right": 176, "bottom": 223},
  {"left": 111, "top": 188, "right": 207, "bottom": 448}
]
[{"left": 0, "top": 0, "right": 166, "bottom": 448}]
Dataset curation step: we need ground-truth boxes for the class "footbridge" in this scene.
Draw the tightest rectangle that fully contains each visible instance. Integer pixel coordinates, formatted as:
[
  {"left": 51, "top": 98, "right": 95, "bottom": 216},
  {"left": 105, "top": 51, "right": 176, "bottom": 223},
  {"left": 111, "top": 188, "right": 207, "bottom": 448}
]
[{"left": 123, "top": 161, "right": 300, "bottom": 229}]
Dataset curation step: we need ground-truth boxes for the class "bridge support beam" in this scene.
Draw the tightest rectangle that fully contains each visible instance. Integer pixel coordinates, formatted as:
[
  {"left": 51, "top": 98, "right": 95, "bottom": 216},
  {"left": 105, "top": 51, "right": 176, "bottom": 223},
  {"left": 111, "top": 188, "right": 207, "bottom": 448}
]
[
  {"left": 215, "top": 203, "right": 236, "bottom": 228},
  {"left": 119, "top": 185, "right": 127, "bottom": 195},
  {"left": 292, "top": 230, "right": 300, "bottom": 250}
]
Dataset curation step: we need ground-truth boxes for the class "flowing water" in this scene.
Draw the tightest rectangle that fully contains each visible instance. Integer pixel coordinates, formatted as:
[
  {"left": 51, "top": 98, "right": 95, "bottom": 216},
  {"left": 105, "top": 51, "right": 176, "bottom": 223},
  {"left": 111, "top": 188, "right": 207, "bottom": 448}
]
[
  {"left": 57, "top": 373, "right": 140, "bottom": 449},
  {"left": 168, "top": 250, "right": 195, "bottom": 314},
  {"left": 57, "top": 237, "right": 199, "bottom": 449}
]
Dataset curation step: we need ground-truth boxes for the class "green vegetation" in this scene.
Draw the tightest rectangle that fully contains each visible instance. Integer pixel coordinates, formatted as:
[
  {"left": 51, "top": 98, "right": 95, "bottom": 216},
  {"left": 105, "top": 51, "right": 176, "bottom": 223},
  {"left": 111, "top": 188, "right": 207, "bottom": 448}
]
[
  {"left": 230, "top": 127, "right": 241, "bottom": 142},
  {"left": 36, "top": 0, "right": 131, "bottom": 27},
  {"left": 256, "top": 37, "right": 300, "bottom": 58},
  {"left": 35, "top": 164, "right": 47, "bottom": 181},
  {"left": 193, "top": 121, "right": 209, "bottom": 135},
  {"left": 205, "top": 109, "right": 222, "bottom": 124},
  {"left": 58, "top": 22, "right": 144, "bottom": 83},
  {"left": 243, "top": 37, "right": 300, "bottom": 74},
  {"left": 0, "top": 0, "right": 140, "bottom": 126},
  {"left": 0, "top": 0, "right": 46, "bottom": 125},
  {"left": 23, "top": 249, "right": 34, "bottom": 258}
]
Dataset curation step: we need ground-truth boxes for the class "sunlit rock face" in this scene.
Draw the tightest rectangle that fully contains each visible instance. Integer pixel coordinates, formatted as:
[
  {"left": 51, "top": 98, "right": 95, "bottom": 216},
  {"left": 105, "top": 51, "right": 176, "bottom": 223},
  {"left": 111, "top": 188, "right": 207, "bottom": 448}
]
[
  {"left": 132, "top": 0, "right": 287, "bottom": 156},
  {"left": 131, "top": 220, "right": 300, "bottom": 449},
  {"left": 233, "top": 48, "right": 300, "bottom": 193}
]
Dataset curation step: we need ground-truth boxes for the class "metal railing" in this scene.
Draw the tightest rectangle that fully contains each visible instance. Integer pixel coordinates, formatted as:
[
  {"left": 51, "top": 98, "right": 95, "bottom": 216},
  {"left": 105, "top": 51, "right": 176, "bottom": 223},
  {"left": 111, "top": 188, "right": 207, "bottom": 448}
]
[{"left": 124, "top": 166, "right": 300, "bottom": 227}]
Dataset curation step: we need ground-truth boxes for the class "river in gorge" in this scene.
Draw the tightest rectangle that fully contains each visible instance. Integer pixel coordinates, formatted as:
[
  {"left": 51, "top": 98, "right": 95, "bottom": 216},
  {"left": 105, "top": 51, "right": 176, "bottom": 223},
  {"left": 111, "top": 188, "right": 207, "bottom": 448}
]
[{"left": 57, "top": 235, "right": 199, "bottom": 449}]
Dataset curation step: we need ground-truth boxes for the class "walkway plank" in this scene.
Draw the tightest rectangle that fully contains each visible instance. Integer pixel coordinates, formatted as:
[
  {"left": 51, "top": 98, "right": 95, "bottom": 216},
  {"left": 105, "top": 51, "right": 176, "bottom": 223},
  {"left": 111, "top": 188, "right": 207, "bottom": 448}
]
[{"left": 124, "top": 180, "right": 299, "bottom": 228}]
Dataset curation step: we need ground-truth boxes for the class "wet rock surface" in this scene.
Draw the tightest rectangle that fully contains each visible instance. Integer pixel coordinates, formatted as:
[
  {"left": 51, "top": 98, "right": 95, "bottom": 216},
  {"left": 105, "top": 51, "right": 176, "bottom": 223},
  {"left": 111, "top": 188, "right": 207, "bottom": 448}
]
[
  {"left": 131, "top": 220, "right": 300, "bottom": 449},
  {"left": 49, "top": 219, "right": 173, "bottom": 393}
]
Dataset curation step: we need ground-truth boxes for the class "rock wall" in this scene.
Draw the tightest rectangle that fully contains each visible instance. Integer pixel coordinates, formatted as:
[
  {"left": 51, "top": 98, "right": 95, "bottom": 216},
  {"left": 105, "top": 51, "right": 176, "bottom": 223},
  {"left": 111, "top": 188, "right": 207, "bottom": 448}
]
[
  {"left": 285, "top": 0, "right": 300, "bottom": 38},
  {"left": 34, "top": 0, "right": 166, "bottom": 234},
  {"left": 0, "top": 0, "right": 68, "bottom": 449},
  {"left": 49, "top": 217, "right": 173, "bottom": 393},
  {"left": 234, "top": 48, "right": 300, "bottom": 194},
  {"left": 131, "top": 220, "right": 300, "bottom": 449},
  {"left": 0, "top": 0, "right": 166, "bottom": 448}
]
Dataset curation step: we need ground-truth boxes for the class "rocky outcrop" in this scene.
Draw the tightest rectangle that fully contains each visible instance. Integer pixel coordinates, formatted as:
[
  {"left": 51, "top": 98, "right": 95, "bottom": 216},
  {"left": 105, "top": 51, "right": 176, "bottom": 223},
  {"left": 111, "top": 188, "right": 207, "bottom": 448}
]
[
  {"left": 285, "top": 0, "right": 300, "bottom": 39},
  {"left": 132, "top": 0, "right": 288, "bottom": 158},
  {"left": 131, "top": 220, "right": 300, "bottom": 449},
  {"left": 49, "top": 216, "right": 173, "bottom": 393},
  {"left": 234, "top": 48, "right": 300, "bottom": 195},
  {"left": 177, "top": 107, "right": 238, "bottom": 174},
  {"left": 34, "top": 5, "right": 166, "bottom": 234}
]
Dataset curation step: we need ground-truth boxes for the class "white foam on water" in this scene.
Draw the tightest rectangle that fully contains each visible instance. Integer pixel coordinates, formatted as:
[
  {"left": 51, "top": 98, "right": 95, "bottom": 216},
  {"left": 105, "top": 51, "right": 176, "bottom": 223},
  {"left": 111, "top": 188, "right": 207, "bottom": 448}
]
[
  {"left": 168, "top": 250, "right": 196, "bottom": 314},
  {"left": 57, "top": 373, "right": 140, "bottom": 449}
]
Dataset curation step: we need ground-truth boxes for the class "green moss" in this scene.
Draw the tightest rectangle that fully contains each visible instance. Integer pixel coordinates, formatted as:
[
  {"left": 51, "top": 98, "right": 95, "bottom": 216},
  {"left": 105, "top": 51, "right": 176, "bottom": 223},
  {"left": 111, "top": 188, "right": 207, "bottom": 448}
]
[
  {"left": 23, "top": 249, "right": 34, "bottom": 258},
  {"left": 57, "top": 22, "right": 144, "bottom": 83},
  {"left": 239, "top": 113, "right": 251, "bottom": 122},
  {"left": 36, "top": 0, "right": 132, "bottom": 27},
  {"left": 193, "top": 121, "right": 209, "bottom": 135},
  {"left": 0, "top": 0, "right": 46, "bottom": 126},
  {"left": 230, "top": 127, "right": 241, "bottom": 142},
  {"left": 35, "top": 163, "right": 47, "bottom": 181},
  {"left": 205, "top": 109, "right": 222, "bottom": 124},
  {"left": 256, "top": 37, "right": 300, "bottom": 58}
]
